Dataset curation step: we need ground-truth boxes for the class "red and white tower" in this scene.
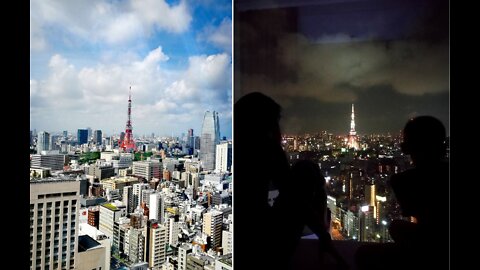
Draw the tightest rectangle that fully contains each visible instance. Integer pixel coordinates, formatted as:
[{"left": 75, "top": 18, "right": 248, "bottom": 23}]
[
  {"left": 348, "top": 104, "right": 359, "bottom": 150},
  {"left": 120, "top": 86, "right": 136, "bottom": 152}
]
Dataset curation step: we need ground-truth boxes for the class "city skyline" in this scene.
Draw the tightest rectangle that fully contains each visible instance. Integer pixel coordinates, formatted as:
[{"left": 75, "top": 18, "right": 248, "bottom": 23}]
[{"left": 30, "top": 0, "right": 232, "bottom": 139}]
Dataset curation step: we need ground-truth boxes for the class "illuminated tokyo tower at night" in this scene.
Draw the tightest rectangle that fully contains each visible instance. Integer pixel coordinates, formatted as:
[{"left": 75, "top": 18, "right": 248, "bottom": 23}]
[
  {"left": 120, "top": 86, "right": 136, "bottom": 152},
  {"left": 348, "top": 104, "right": 359, "bottom": 150}
]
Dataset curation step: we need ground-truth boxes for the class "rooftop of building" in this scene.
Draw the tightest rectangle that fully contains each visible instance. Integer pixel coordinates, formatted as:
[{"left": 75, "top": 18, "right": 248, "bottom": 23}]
[
  {"left": 102, "top": 202, "right": 119, "bottom": 211},
  {"left": 78, "top": 235, "right": 102, "bottom": 252},
  {"left": 101, "top": 176, "right": 139, "bottom": 183},
  {"left": 30, "top": 174, "right": 81, "bottom": 184},
  {"left": 218, "top": 254, "right": 232, "bottom": 266},
  {"left": 180, "top": 243, "right": 192, "bottom": 250}
]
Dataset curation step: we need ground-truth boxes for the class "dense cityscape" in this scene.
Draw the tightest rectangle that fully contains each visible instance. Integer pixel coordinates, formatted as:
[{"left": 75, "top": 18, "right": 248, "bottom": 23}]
[{"left": 30, "top": 90, "right": 232, "bottom": 270}]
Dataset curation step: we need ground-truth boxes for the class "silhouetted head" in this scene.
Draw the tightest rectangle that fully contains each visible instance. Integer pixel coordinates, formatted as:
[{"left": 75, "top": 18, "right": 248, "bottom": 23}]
[
  {"left": 400, "top": 116, "right": 447, "bottom": 165},
  {"left": 234, "top": 92, "right": 282, "bottom": 143}
]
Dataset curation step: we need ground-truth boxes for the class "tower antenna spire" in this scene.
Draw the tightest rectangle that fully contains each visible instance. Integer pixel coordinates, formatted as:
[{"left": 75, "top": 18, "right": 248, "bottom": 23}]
[
  {"left": 348, "top": 103, "right": 358, "bottom": 150},
  {"left": 120, "top": 85, "right": 136, "bottom": 152}
]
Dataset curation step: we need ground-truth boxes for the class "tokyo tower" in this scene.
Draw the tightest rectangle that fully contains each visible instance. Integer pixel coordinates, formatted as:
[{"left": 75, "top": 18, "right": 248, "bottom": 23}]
[
  {"left": 120, "top": 86, "right": 136, "bottom": 152},
  {"left": 347, "top": 104, "right": 359, "bottom": 150}
]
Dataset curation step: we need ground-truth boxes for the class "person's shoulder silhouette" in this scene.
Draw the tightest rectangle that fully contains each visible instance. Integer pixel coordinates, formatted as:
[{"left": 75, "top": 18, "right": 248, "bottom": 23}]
[{"left": 389, "top": 115, "right": 448, "bottom": 244}]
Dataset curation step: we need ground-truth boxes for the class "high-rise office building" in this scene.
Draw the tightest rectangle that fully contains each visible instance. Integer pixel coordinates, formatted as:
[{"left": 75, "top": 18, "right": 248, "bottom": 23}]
[
  {"left": 133, "top": 160, "right": 161, "bottom": 181},
  {"left": 365, "top": 183, "right": 376, "bottom": 207},
  {"left": 63, "top": 130, "right": 68, "bottom": 138},
  {"left": 359, "top": 205, "right": 375, "bottom": 242},
  {"left": 188, "top": 128, "right": 195, "bottom": 148},
  {"left": 202, "top": 210, "right": 223, "bottom": 249},
  {"left": 49, "top": 135, "right": 61, "bottom": 151},
  {"left": 94, "top": 130, "right": 102, "bottom": 145},
  {"left": 77, "top": 129, "right": 88, "bottom": 145},
  {"left": 37, "top": 131, "right": 50, "bottom": 153},
  {"left": 200, "top": 111, "right": 220, "bottom": 171},
  {"left": 30, "top": 177, "right": 80, "bottom": 270},
  {"left": 215, "top": 141, "right": 232, "bottom": 173}
]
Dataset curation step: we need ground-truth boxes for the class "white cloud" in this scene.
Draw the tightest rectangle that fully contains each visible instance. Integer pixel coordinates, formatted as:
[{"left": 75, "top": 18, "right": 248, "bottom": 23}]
[
  {"left": 30, "top": 49, "right": 231, "bottom": 136},
  {"left": 101, "top": 13, "right": 144, "bottom": 44},
  {"left": 135, "top": 46, "right": 169, "bottom": 70},
  {"left": 185, "top": 54, "right": 231, "bottom": 91},
  {"left": 198, "top": 17, "right": 232, "bottom": 52},
  {"left": 30, "top": 0, "right": 192, "bottom": 48},
  {"left": 131, "top": 0, "right": 192, "bottom": 34},
  {"left": 45, "top": 54, "right": 82, "bottom": 100}
]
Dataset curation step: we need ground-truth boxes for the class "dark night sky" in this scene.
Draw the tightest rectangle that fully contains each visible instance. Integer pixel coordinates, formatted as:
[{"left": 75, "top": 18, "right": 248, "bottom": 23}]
[{"left": 235, "top": 0, "right": 449, "bottom": 135}]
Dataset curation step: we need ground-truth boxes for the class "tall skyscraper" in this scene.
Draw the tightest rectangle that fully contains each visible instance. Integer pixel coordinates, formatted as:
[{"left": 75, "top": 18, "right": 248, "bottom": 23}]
[
  {"left": 188, "top": 128, "right": 194, "bottom": 148},
  {"left": 215, "top": 141, "right": 232, "bottom": 173},
  {"left": 120, "top": 86, "right": 136, "bottom": 152},
  {"left": 63, "top": 130, "right": 68, "bottom": 138},
  {"left": 348, "top": 104, "right": 359, "bottom": 150},
  {"left": 200, "top": 111, "right": 220, "bottom": 171},
  {"left": 94, "top": 130, "right": 102, "bottom": 145},
  {"left": 30, "top": 177, "right": 80, "bottom": 270},
  {"left": 37, "top": 131, "right": 50, "bottom": 153},
  {"left": 77, "top": 129, "right": 88, "bottom": 145}
]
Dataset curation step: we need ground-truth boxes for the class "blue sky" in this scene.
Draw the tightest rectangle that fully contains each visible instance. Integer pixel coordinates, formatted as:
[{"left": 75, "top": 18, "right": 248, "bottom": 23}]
[{"left": 30, "top": 0, "right": 232, "bottom": 139}]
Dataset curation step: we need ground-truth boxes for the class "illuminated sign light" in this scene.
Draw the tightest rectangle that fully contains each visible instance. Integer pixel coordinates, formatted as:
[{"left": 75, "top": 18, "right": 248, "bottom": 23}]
[{"left": 361, "top": 205, "right": 370, "bottom": 212}]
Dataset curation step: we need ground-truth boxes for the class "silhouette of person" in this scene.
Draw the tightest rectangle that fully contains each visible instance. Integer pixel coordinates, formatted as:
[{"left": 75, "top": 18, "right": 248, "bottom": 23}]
[
  {"left": 233, "top": 92, "right": 291, "bottom": 269},
  {"left": 387, "top": 115, "right": 449, "bottom": 265},
  {"left": 274, "top": 159, "right": 349, "bottom": 269},
  {"left": 356, "top": 115, "right": 449, "bottom": 270}
]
